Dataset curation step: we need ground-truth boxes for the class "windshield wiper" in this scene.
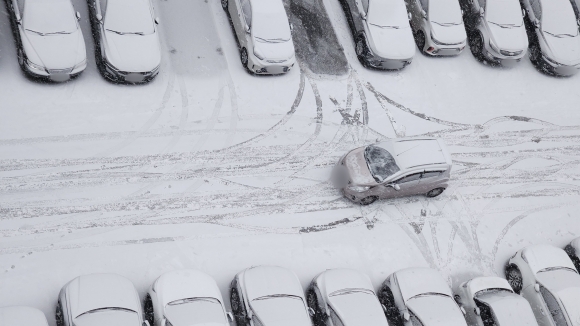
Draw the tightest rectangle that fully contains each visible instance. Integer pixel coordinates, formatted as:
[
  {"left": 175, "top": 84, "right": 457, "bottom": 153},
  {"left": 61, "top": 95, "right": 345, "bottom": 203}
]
[
  {"left": 544, "top": 30, "right": 578, "bottom": 38},
  {"left": 489, "top": 21, "right": 522, "bottom": 28},
  {"left": 409, "top": 292, "right": 450, "bottom": 300},
  {"left": 77, "top": 307, "right": 136, "bottom": 318},
  {"left": 329, "top": 288, "right": 374, "bottom": 297},
  {"left": 253, "top": 294, "right": 301, "bottom": 301},
  {"left": 370, "top": 23, "right": 399, "bottom": 29},
  {"left": 255, "top": 36, "right": 288, "bottom": 43},
  {"left": 432, "top": 21, "right": 461, "bottom": 27}
]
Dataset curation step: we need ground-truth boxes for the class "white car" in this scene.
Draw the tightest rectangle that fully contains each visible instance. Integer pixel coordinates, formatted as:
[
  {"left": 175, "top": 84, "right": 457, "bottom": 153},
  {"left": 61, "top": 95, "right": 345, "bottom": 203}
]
[
  {"left": 564, "top": 237, "right": 580, "bottom": 273},
  {"left": 144, "top": 270, "right": 233, "bottom": 326},
  {"left": 230, "top": 265, "right": 313, "bottom": 326},
  {"left": 88, "top": 0, "right": 162, "bottom": 83},
  {"left": 406, "top": 0, "right": 467, "bottom": 56},
  {"left": 56, "top": 273, "right": 149, "bottom": 326},
  {"left": 306, "top": 268, "right": 390, "bottom": 326},
  {"left": 455, "top": 276, "right": 538, "bottom": 326},
  {"left": 378, "top": 267, "right": 468, "bottom": 326},
  {"left": 222, "top": 0, "right": 296, "bottom": 74},
  {"left": 0, "top": 306, "right": 49, "bottom": 326},
  {"left": 506, "top": 244, "right": 580, "bottom": 326},
  {"left": 6, "top": 0, "right": 87, "bottom": 82}
]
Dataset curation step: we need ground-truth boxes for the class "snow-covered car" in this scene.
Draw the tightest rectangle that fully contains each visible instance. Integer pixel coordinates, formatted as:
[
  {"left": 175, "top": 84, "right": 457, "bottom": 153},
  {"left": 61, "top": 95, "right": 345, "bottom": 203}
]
[
  {"left": 88, "top": 0, "right": 161, "bottom": 83},
  {"left": 505, "top": 244, "right": 580, "bottom": 326},
  {"left": 306, "top": 268, "right": 390, "bottom": 326},
  {"left": 564, "top": 237, "right": 580, "bottom": 272},
  {"left": 221, "top": 0, "right": 296, "bottom": 74},
  {"left": 460, "top": 0, "right": 528, "bottom": 65},
  {"left": 144, "top": 270, "right": 233, "bottom": 326},
  {"left": 378, "top": 267, "right": 468, "bottom": 326},
  {"left": 406, "top": 0, "right": 467, "bottom": 56},
  {"left": 331, "top": 137, "right": 452, "bottom": 205},
  {"left": 56, "top": 273, "right": 149, "bottom": 326},
  {"left": 520, "top": 0, "right": 580, "bottom": 76},
  {"left": 0, "top": 306, "right": 49, "bottom": 326},
  {"left": 230, "top": 265, "right": 313, "bottom": 326},
  {"left": 455, "top": 276, "right": 538, "bottom": 326},
  {"left": 339, "top": 0, "right": 415, "bottom": 69},
  {"left": 570, "top": 0, "right": 580, "bottom": 22},
  {"left": 6, "top": 0, "right": 87, "bottom": 82}
]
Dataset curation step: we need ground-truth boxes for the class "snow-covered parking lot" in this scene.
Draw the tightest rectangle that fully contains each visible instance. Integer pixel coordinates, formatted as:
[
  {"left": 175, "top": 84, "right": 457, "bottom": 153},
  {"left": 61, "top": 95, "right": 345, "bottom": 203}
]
[{"left": 1, "top": 0, "right": 580, "bottom": 323}]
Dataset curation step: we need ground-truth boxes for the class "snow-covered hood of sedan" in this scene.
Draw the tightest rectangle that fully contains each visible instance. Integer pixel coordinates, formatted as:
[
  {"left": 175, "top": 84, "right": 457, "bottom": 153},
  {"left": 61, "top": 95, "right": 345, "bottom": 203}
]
[
  {"left": 154, "top": 270, "right": 224, "bottom": 307},
  {"left": 367, "top": 24, "right": 415, "bottom": 60},
  {"left": 344, "top": 147, "right": 376, "bottom": 185},
  {"left": 329, "top": 291, "right": 389, "bottom": 326},
  {"left": 103, "top": 31, "right": 161, "bottom": 72},
  {"left": 487, "top": 23, "right": 528, "bottom": 52},
  {"left": 476, "top": 292, "right": 538, "bottom": 326},
  {"left": 253, "top": 39, "right": 294, "bottom": 62},
  {"left": 430, "top": 22, "right": 466, "bottom": 45},
  {"left": 557, "top": 287, "right": 580, "bottom": 326},
  {"left": 22, "top": 29, "right": 86, "bottom": 69},
  {"left": 543, "top": 33, "right": 580, "bottom": 66},
  {"left": 407, "top": 296, "right": 467, "bottom": 326},
  {"left": 0, "top": 306, "right": 48, "bottom": 326}
]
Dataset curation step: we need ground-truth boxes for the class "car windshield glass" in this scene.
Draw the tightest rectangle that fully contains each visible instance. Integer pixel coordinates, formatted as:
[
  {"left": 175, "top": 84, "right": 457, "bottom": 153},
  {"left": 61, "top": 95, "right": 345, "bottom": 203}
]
[
  {"left": 541, "top": 0, "right": 579, "bottom": 37},
  {"left": 364, "top": 145, "right": 400, "bottom": 182},
  {"left": 249, "top": 296, "right": 310, "bottom": 326},
  {"left": 104, "top": 0, "right": 154, "bottom": 35},
  {"left": 252, "top": 7, "right": 291, "bottom": 42},
  {"left": 486, "top": 0, "right": 523, "bottom": 26},
  {"left": 367, "top": 0, "right": 409, "bottom": 28},
  {"left": 429, "top": 0, "right": 463, "bottom": 25},
  {"left": 23, "top": 0, "right": 77, "bottom": 35},
  {"left": 474, "top": 288, "right": 513, "bottom": 298},
  {"left": 165, "top": 298, "right": 226, "bottom": 326}
]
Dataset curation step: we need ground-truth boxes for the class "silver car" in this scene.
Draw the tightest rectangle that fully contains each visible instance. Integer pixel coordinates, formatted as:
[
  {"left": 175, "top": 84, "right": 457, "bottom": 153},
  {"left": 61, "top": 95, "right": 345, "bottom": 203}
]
[
  {"left": 0, "top": 306, "right": 49, "bottom": 326},
  {"left": 306, "top": 268, "right": 390, "bottom": 326},
  {"left": 332, "top": 137, "right": 452, "bottom": 205},
  {"left": 56, "top": 273, "right": 149, "bottom": 326},
  {"left": 460, "top": 0, "right": 529, "bottom": 65},
  {"left": 521, "top": 0, "right": 580, "bottom": 76},
  {"left": 378, "top": 267, "right": 468, "bottom": 326},
  {"left": 6, "top": 0, "right": 87, "bottom": 82},
  {"left": 564, "top": 237, "right": 580, "bottom": 273},
  {"left": 455, "top": 276, "right": 538, "bottom": 326},
  {"left": 88, "top": 0, "right": 162, "bottom": 83},
  {"left": 230, "top": 266, "right": 313, "bottom": 326},
  {"left": 221, "top": 0, "right": 296, "bottom": 74},
  {"left": 406, "top": 0, "right": 467, "bottom": 56},
  {"left": 506, "top": 245, "right": 580, "bottom": 326}
]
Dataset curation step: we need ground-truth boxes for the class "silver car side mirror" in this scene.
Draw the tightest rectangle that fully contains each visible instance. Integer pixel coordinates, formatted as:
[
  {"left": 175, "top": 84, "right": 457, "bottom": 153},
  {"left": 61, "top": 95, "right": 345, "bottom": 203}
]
[
  {"left": 522, "top": 8, "right": 526, "bottom": 18},
  {"left": 577, "top": 18, "right": 580, "bottom": 27},
  {"left": 245, "top": 25, "right": 250, "bottom": 34},
  {"left": 533, "top": 19, "right": 539, "bottom": 28},
  {"left": 76, "top": 11, "right": 81, "bottom": 20},
  {"left": 534, "top": 284, "right": 540, "bottom": 292},
  {"left": 307, "top": 307, "right": 315, "bottom": 316},
  {"left": 421, "top": 10, "right": 427, "bottom": 19},
  {"left": 408, "top": 12, "right": 412, "bottom": 20},
  {"left": 155, "top": 17, "right": 160, "bottom": 24},
  {"left": 226, "top": 312, "right": 234, "bottom": 322},
  {"left": 96, "top": 13, "right": 103, "bottom": 21},
  {"left": 460, "top": 306, "right": 466, "bottom": 315},
  {"left": 143, "top": 321, "right": 150, "bottom": 326},
  {"left": 479, "top": 7, "right": 484, "bottom": 17},
  {"left": 474, "top": 307, "right": 481, "bottom": 316},
  {"left": 403, "top": 311, "right": 410, "bottom": 321},
  {"left": 388, "top": 183, "right": 401, "bottom": 191},
  {"left": 382, "top": 304, "right": 387, "bottom": 312}
]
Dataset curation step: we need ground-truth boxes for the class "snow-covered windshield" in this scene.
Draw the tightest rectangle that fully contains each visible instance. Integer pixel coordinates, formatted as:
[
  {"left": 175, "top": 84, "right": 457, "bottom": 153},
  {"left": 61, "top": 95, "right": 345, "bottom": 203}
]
[
  {"left": 74, "top": 308, "right": 139, "bottom": 326},
  {"left": 486, "top": 0, "right": 523, "bottom": 26},
  {"left": 250, "top": 296, "right": 310, "bottom": 326},
  {"left": 23, "top": 0, "right": 77, "bottom": 35},
  {"left": 367, "top": 0, "right": 409, "bottom": 28},
  {"left": 104, "top": 0, "right": 155, "bottom": 35},
  {"left": 364, "top": 145, "right": 400, "bottom": 182},
  {"left": 328, "top": 290, "right": 388, "bottom": 326},
  {"left": 165, "top": 298, "right": 226, "bottom": 326},
  {"left": 542, "top": 0, "right": 579, "bottom": 37},
  {"left": 252, "top": 3, "right": 291, "bottom": 42},
  {"left": 429, "top": 0, "right": 463, "bottom": 25},
  {"left": 474, "top": 288, "right": 513, "bottom": 298}
]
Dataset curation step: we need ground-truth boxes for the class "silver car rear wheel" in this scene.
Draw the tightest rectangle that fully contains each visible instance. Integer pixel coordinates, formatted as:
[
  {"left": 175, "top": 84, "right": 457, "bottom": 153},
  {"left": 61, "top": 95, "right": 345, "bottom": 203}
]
[
  {"left": 505, "top": 264, "right": 523, "bottom": 294},
  {"left": 360, "top": 196, "right": 378, "bottom": 205},
  {"left": 426, "top": 187, "right": 445, "bottom": 198},
  {"left": 240, "top": 48, "right": 249, "bottom": 69}
]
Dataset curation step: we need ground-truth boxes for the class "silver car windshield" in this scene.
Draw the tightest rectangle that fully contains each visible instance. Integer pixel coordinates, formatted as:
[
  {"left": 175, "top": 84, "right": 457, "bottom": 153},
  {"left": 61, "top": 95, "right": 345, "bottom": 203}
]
[
  {"left": 408, "top": 292, "right": 451, "bottom": 300},
  {"left": 474, "top": 288, "right": 513, "bottom": 297},
  {"left": 485, "top": 0, "right": 523, "bottom": 27},
  {"left": 429, "top": 0, "right": 463, "bottom": 25},
  {"left": 104, "top": 0, "right": 155, "bottom": 35},
  {"left": 364, "top": 145, "right": 400, "bottom": 182},
  {"left": 23, "top": 0, "right": 77, "bottom": 35},
  {"left": 165, "top": 298, "right": 226, "bottom": 326}
]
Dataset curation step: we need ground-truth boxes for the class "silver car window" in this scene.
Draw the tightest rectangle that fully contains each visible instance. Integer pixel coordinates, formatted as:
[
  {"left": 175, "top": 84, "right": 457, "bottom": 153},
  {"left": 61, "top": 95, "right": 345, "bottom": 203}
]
[
  {"left": 241, "top": 0, "right": 252, "bottom": 27},
  {"left": 397, "top": 172, "right": 422, "bottom": 184},
  {"left": 329, "top": 307, "right": 345, "bottom": 326},
  {"left": 478, "top": 0, "right": 485, "bottom": 9},
  {"left": 364, "top": 145, "right": 401, "bottom": 183},
  {"left": 361, "top": 0, "right": 369, "bottom": 13},
  {"left": 539, "top": 285, "right": 568, "bottom": 326},
  {"left": 420, "top": 0, "right": 428, "bottom": 10},
  {"left": 422, "top": 171, "right": 443, "bottom": 179},
  {"left": 530, "top": 0, "right": 541, "bottom": 19}
]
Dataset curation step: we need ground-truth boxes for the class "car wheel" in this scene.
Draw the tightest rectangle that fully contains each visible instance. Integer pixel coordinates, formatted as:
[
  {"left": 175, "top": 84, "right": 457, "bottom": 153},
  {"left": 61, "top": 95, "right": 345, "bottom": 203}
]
[
  {"left": 355, "top": 35, "right": 368, "bottom": 65},
  {"left": 470, "top": 31, "right": 484, "bottom": 60},
  {"left": 55, "top": 301, "right": 64, "bottom": 326},
  {"left": 144, "top": 294, "right": 154, "bottom": 326},
  {"left": 505, "top": 264, "right": 523, "bottom": 294},
  {"left": 414, "top": 30, "right": 426, "bottom": 53},
  {"left": 360, "top": 196, "right": 378, "bottom": 206},
  {"left": 221, "top": 0, "right": 228, "bottom": 10},
  {"left": 307, "top": 289, "right": 324, "bottom": 326},
  {"left": 564, "top": 245, "right": 580, "bottom": 274},
  {"left": 379, "top": 286, "right": 404, "bottom": 326},
  {"left": 240, "top": 48, "right": 249, "bottom": 69},
  {"left": 426, "top": 188, "right": 445, "bottom": 198}
]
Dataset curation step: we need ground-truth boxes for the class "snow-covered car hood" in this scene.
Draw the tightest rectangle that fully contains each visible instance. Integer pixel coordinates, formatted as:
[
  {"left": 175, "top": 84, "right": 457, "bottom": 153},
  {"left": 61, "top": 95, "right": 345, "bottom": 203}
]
[
  {"left": 242, "top": 266, "right": 304, "bottom": 301},
  {"left": 543, "top": 33, "right": 580, "bottom": 66},
  {"left": 476, "top": 292, "right": 538, "bottom": 326},
  {"left": 328, "top": 291, "right": 389, "bottom": 326},
  {"left": 467, "top": 277, "right": 513, "bottom": 295},
  {"left": 0, "top": 306, "right": 48, "bottom": 326},
  {"left": 253, "top": 39, "right": 295, "bottom": 62},
  {"left": 556, "top": 287, "right": 580, "bottom": 326},
  {"left": 430, "top": 22, "right": 466, "bottom": 45},
  {"left": 407, "top": 296, "right": 467, "bottom": 326},
  {"left": 428, "top": 0, "right": 463, "bottom": 27},
  {"left": 153, "top": 270, "right": 224, "bottom": 307},
  {"left": 522, "top": 245, "right": 577, "bottom": 274},
  {"left": 73, "top": 309, "right": 140, "bottom": 326},
  {"left": 396, "top": 268, "right": 453, "bottom": 302},
  {"left": 249, "top": 297, "right": 311, "bottom": 326},
  {"left": 22, "top": 29, "right": 86, "bottom": 69},
  {"left": 65, "top": 274, "right": 141, "bottom": 318},
  {"left": 367, "top": 24, "right": 415, "bottom": 60},
  {"left": 103, "top": 31, "right": 161, "bottom": 72},
  {"left": 487, "top": 23, "right": 528, "bottom": 52},
  {"left": 343, "top": 147, "right": 376, "bottom": 185}
]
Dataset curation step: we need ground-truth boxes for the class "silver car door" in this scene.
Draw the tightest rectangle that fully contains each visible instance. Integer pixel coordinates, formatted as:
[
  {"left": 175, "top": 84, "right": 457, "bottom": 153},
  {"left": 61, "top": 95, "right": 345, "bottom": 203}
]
[
  {"left": 392, "top": 172, "right": 423, "bottom": 197},
  {"left": 418, "top": 170, "right": 445, "bottom": 193}
]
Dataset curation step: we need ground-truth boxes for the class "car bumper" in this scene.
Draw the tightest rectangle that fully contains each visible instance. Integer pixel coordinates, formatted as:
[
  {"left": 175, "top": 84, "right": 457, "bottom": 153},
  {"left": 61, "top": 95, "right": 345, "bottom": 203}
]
[
  {"left": 248, "top": 55, "right": 295, "bottom": 75},
  {"left": 425, "top": 39, "right": 466, "bottom": 56},
  {"left": 539, "top": 57, "right": 580, "bottom": 76},
  {"left": 364, "top": 56, "right": 412, "bottom": 70},
  {"left": 482, "top": 45, "right": 526, "bottom": 65},
  {"left": 23, "top": 61, "right": 86, "bottom": 82},
  {"left": 103, "top": 62, "right": 160, "bottom": 83}
]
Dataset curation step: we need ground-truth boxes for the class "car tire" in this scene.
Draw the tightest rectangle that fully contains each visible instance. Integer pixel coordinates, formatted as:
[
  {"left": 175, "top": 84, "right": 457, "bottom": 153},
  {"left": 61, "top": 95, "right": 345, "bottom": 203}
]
[
  {"left": 379, "top": 285, "right": 404, "bottom": 326},
  {"left": 360, "top": 196, "right": 378, "bottom": 205},
  {"left": 240, "top": 48, "right": 249, "bottom": 69},
  {"left": 415, "top": 30, "right": 426, "bottom": 54},
  {"left": 144, "top": 294, "right": 155, "bottom": 326},
  {"left": 505, "top": 264, "right": 523, "bottom": 294},
  {"left": 426, "top": 188, "right": 445, "bottom": 198},
  {"left": 55, "top": 301, "right": 64, "bottom": 326},
  {"left": 469, "top": 31, "right": 484, "bottom": 61},
  {"left": 221, "top": 0, "right": 228, "bottom": 10},
  {"left": 355, "top": 35, "right": 368, "bottom": 65},
  {"left": 307, "top": 289, "right": 324, "bottom": 326},
  {"left": 564, "top": 244, "right": 580, "bottom": 273}
]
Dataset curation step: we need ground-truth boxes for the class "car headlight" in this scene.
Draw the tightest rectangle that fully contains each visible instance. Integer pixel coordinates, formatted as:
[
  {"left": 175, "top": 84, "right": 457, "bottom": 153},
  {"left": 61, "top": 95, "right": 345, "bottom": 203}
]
[
  {"left": 348, "top": 185, "right": 370, "bottom": 192},
  {"left": 25, "top": 58, "right": 45, "bottom": 72},
  {"left": 253, "top": 47, "right": 265, "bottom": 60},
  {"left": 489, "top": 40, "right": 500, "bottom": 53}
]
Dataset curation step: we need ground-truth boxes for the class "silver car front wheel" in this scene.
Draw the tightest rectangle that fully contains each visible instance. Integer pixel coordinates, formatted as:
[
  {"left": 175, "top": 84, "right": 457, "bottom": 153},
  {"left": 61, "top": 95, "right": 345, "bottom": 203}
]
[
  {"left": 240, "top": 48, "right": 248, "bottom": 69},
  {"left": 426, "top": 188, "right": 445, "bottom": 198}
]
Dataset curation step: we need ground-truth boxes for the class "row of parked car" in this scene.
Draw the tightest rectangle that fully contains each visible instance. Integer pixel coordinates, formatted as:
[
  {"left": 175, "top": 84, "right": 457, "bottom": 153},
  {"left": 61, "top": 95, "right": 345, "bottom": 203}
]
[{"left": 2, "top": 239, "right": 580, "bottom": 326}]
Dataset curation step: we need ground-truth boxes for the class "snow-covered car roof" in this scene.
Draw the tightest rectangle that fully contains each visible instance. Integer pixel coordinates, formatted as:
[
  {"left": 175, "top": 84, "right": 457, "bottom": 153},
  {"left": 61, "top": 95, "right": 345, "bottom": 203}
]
[
  {"left": 242, "top": 266, "right": 304, "bottom": 301},
  {"left": 65, "top": 273, "right": 141, "bottom": 318},
  {"left": 407, "top": 295, "right": 467, "bottom": 326},
  {"left": 316, "top": 268, "right": 375, "bottom": 296},
  {"left": 0, "top": 306, "right": 48, "bottom": 326},
  {"left": 328, "top": 290, "right": 389, "bottom": 326},
  {"left": 466, "top": 276, "right": 512, "bottom": 295},
  {"left": 556, "top": 287, "right": 580, "bottom": 326},
  {"left": 379, "top": 138, "right": 449, "bottom": 170},
  {"left": 394, "top": 267, "right": 453, "bottom": 302},
  {"left": 521, "top": 245, "right": 577, "bottom": 274},
  {"left": 153, "top": 270, "right": 224, "bottom": 307},
  {"left": 475, "top": 291, "right": 538, "bottom": 326}
]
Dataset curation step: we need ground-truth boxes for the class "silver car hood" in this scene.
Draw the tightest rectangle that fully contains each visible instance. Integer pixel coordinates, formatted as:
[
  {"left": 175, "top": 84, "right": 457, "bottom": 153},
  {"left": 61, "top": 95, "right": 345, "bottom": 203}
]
[
  {"left": 407, "top": 296, "right": 467, "bottom": 326},
  {"left": 103, "top": 31, "right": 161, "bottom": 72},
  {"left": 487, "top": 23, "right": 528, "bottom": 51},
  {"left": 22, "top": 29, "right": 86, "bottom": 69},
  {"left": 542, "top": 33, "right": 580, "bottom": 66}
]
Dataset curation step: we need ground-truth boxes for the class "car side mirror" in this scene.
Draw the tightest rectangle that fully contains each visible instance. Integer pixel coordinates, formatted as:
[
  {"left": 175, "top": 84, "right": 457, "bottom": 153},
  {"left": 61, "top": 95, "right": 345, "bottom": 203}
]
[
  {"left": 421, "top": 10, "right": 427, "bottom": 19},
  {"left": 307, "top": 307, "right": 315, "bottom": 316},
  {"left": 408, "top": 11, "right": 412, "bottom": 20},
  {"left": 96, "top": 13, "right": 102, "bottom": 21},
  {"left": 245, "top": 25, "right": 250, "bottom": 33},
  {"left": 577, "top": 18, "right": 580, "bottom": 27},
  {"left": 533, "top": 19, "right": 539, "bottom": 28},
  {"left": 403, "top": 311, "right": 410, "bottom": 321},
  {"left": 143, "top": 321, "right": 150, "bottom": 326},
  {"left": 460, "top": 306, "right": 466, "bottom": 315},
  {"left": 76, "top": 11, "right": 81, "bottom": 20},
  {"left": 388, "top": 183, "right": 401, "bottom": 191},
  {"left": 522, "top": 8, "right": 526, "bottom": 18},
  {"left": 534, "top": 284, "right": 540, "bottom": 292},
  {"left": 474, "top": 307, "right": 481, "bottom": 316},
  {"left": 479, "top": 7, "right": 484, "bottom": 17},
  {"left": 290, "top": 22, "right": 293, "bottom": 31},
  {"left": 381, "top": 304, "right": 387, "bottom": 312},
  {"left": 226, "top": 312, "right": 234, "bottom": 322},
  {"left": 155, "top": 17, "right": 160, "bottom": 24}
]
